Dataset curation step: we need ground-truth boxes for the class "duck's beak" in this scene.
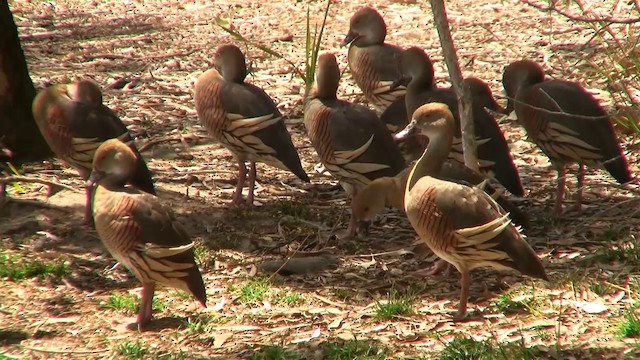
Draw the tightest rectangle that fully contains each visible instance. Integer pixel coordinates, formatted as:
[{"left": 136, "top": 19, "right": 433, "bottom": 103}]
[
  {"left": 393, "top": 119, "right": 418, "bottom": 141},
  {"left": 341, "top": 30, "right": 360, "bottom": 47},
  {"left": 87, "top": 169, "right": 106, "bottom": 188}
]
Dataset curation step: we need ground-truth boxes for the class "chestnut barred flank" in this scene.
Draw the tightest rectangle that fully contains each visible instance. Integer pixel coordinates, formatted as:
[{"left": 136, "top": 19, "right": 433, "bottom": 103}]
[
  {"left": 502, "top": 60, "right": 632, "bottom": 214},
  {"left": 344, "top": 6, "right": 407, "bottom": 112},
  {"left": 402, "top": 103, "right": 547, "bottom": 319},
  {"left": 32, "top": 80, "right": 155, "bottom": 224},
  {"left": 90, "top": 139, "right": 206, "bottom": 330},
  {"left": 194, "top": 44, "right": 308, "bottom": 206},
  {"left": 304, "top": 52, "right": 405, "bottom": 237}
]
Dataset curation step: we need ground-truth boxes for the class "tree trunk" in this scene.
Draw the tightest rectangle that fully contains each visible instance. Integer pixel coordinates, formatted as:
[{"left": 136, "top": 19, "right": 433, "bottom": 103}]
[
  {"left": 429, "top": 0, "right": 478, "bottom": 171},
  {"left": 0, "top": 0, "right": 51, "bottom": 163}
]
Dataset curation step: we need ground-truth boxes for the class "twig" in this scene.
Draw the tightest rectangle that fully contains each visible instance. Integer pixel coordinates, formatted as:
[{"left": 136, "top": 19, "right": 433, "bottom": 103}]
[
  {"left": 21, "top": 346, "right": 108, "bottom": 355},
  {"left": 0, "top": 176, "right": 81, "bottom": 193},
  {"left": 521, "top": 0, "right": 640, "bottom": 24},
  {"left": 82, "top": 48, "right": 200, "bottom": 61}
]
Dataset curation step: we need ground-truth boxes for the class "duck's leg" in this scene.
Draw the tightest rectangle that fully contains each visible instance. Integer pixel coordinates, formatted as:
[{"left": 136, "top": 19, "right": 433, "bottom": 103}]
[
  {"left": 455, "top": 269, "right": 470, "bottom": 320},
  {"left": 84, "top": 183, "right": 94, "bottom": 226},
  {"left": 137, "top": 282, "right": 155, "bottom": 331},
  {"left": 232, "top": 160, "right": 247, "bottom": 205},
  {"left": 573, "top": 164, "right": 585, "bottom": 212},
  {"left": 245, "top": 161, "right": 257, "bottom": 207},
  {"left": 554, "top": 165, "right": 567, "bottom": 214},
  {"left": 412, "top": 259, "right": 453, "bottom": 277}
]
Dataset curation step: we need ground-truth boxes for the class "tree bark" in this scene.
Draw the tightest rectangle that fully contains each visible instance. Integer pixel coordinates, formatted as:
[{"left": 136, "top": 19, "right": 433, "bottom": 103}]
[
  {"left": 429, "top": 0, "right": 478, "bottom": 171},
  {"left": 0, "top": 0, "right": 51, "bottom": 163}
]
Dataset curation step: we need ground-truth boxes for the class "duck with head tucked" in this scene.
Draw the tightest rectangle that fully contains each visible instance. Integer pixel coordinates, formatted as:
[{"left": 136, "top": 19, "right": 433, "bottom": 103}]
[
  {"left": 389, "top": 47, "right": 524, "bottom": 197},
  {"left": 32, "top": 80, "right": 156, "bottom": 224},
  {"left": 343, "top": 6, "right": 408, "bottom": 118},
  {"left": 502, "top": 60, "right": 633, "bottom": 214},
  {"left": 304, "top": 52, "right": 405, "bottom": 238},
  {"left": 89, "top": 139, "right": 206, "bottom": 330},
  {"left": 396, "top": 103, "right": 547, "bottom": 319},
  {"left": 194, "top": 44, "right": 309, "bottom": 206}
]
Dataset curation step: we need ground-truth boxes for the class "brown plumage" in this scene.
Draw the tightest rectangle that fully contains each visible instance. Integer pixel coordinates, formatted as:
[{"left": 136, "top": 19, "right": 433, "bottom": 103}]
[
  {"left": 194, "top": 44, "right": 309, "bottom": 206},
  {"left": 89, "top": 139, "right": 206, "bottom": 330},
  {"left": 304, "top": 53, "right": 405, "bottom": 237},
  {"left": 396, "top": 103, "right": 547, "bottom": 319},
  {"left": 31, "top": 80, "right": 156, "bottom": 224},
  {"left": 343, "top": 6, "right": 408, "bottom": 115},
  {"left": 502, "top": 60, "right": 633, "bottom": 213},
  {"left": 351, "top": 159, "right": 529, "bottom": 231},
  {"left": 394, "top": 47, "right": 524, "bottom": 196}
]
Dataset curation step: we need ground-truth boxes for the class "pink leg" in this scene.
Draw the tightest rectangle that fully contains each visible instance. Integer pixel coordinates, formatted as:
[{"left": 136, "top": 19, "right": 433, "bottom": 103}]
[
  {"left": 84, "top": 183, "right": 94, "bottom": 226},
  {"left": 573, "top": 164, "right": 585, "bottom": 212},
  {"left": 232, "top": 161, "right": 247, "bottom": 205},
  {"left": 245, "top": 161, "right": 257, "bottom": 207},
  {"left": 137, "top": 282, "right": 155, "bottom": 331},
  {"left": 412, "top": 259, "right": 453, "bottom": 277},
  {"left": 554, "top": 166, "right": 566, "bottom": 215},
  {"left": 455, "top": 269, "right": 470, "bottom": 320}
]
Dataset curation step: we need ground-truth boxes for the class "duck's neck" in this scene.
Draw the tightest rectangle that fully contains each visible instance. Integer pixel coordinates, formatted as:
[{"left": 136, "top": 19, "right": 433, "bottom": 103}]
[{"left": 406, "top": 129, "right": 452, "bottom": 192}]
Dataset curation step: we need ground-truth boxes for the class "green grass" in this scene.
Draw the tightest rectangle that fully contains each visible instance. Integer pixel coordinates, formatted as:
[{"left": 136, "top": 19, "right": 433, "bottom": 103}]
[
  {"left": 332, "top": 288, "right": 354, "bottom": 301},
  {"left": 321, "top": 339, "right": 389, "bottom": 360},
  {"left": 374, "top": 291, "right": 414, "bottom": 320},
  {"left": 439, "top": 336, "right": 536, "bottom": 360},
  {"left": 249, "top": 345, "right": 305, "bottom": 360},
  {"left": 0, "top": 353, "right": 31, "bottom": 360},
  {"left": 491, "top": 285, "right": 546, "bottom": 315},
  {"left": 618, "top": 307, "right": 640, "bottom": 338},
  {"left": 193, "top": 245, "right": 211, "bottom": 268},
  {"left": 590, "top": 242, "right": 640, "bottom": 264},
  {"left": 185, "top": 314, "right": 232, "bottom": 334},
  {"left": 238, "top": 278, "right": 272, "bottom": 305},
  {"left": 102, "top": 292, "right": 165, "bottom": 314},
  {"left": 115, "top": 340, "right": 148, "bottom": 359},
  {"left": 273, "top": 289, "right": 305, "bottom": 307},
  {"left": 277, "top": 200, "right": 310, "bottom": 219},
  {"left": 0, "top": 254, "right": 69, "bottom": 281}
]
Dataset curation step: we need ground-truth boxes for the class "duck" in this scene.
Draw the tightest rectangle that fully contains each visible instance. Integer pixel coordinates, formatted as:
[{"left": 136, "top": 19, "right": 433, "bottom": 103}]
[
  {"left": 194, "top": 44, "right": 309, "bottom": 206},
  {"left": 304, "top": 52, "right": 405, "bottom": 238},
  {"left": 88, "top": 139, "right": 206, "bottom": 330},
  {"left": 394, "top": 47, "right": 524, "bottom": 197},
  {"left": 502, "top": 60, "right": 633, "bottom": 213},
  {"left": 396, "top": 103, "right": 547, "bottom": 319},
  {"left": 351, "top": 159, "right": 529, "bottom": 231},
  {"left": 31, "top": 80, "right": 156, "bottom": 224},
  {"left": 342, "top": 6, "right": 408, "bottom": 115}
]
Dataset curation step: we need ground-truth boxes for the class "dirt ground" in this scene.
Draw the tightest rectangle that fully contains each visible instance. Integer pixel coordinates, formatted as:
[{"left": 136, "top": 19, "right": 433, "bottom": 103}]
[{"left": 2, "top": 0, "right": 640, "bottom": 359}]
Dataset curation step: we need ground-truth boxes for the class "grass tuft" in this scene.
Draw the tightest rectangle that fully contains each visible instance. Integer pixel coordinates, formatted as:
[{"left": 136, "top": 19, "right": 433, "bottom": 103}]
[
  {"left": 618, "top": 307, "right": 640, "bottom": 338},
  {"left": 102, "top": 292, "right": 165, "bottom": 314},
  {"left": 238, "top": 278, "right": 271, "bottom": 305},
  {"left": 374, "top": 291, "right": 414, "bottom": 320},
  {"left": 115, "top": 340, "right": 148, "bottom": 359},
  {"left": 277, "top": 200, "right": 311, "bottom": 219},
  {"left": 0, "top": 254, "right": 69, "bottom": 281},
  {"left": 439, "top": 336, "right": 536, "bottom": 360},
  {"left": 321, "top": 339, "right": 388, "bottom": 360},
  {"left": 249, "top": 345, "right": 304, "bottom": 360}
]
